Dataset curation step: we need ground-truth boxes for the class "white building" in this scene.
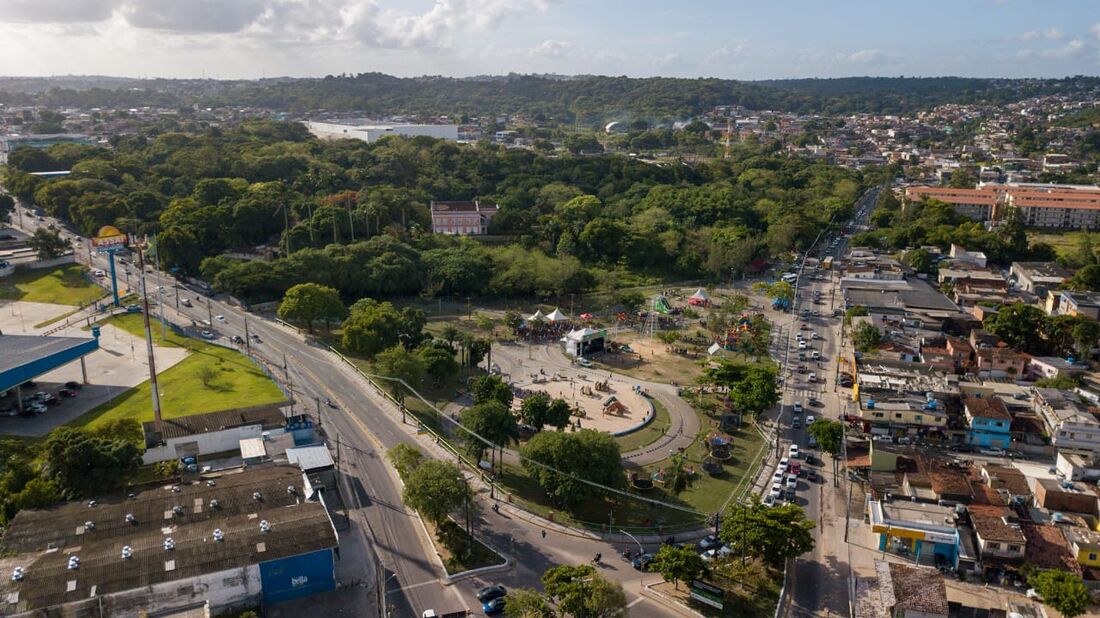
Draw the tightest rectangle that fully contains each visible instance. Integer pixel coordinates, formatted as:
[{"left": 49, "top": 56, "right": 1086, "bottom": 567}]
[
  {"left": 303, "top": 120, "right": 459, "bottom": 143},
  {"left": 141, "top": 405, "right": 294, "bottom": 464}
]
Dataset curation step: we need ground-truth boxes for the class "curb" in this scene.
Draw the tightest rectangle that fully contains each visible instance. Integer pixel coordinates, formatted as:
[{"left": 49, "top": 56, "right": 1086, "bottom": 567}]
[
  {"left": 441, "top": 555, "right": 513, "bottom": 585},
  {"left": 641, "top": 582, "right": 706, "bottom": 617}
]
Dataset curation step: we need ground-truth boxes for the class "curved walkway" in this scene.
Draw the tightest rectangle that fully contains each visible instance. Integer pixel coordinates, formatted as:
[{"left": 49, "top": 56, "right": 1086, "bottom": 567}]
[{"left": 490, "top": 341, "right": 700, "bottom": 466}]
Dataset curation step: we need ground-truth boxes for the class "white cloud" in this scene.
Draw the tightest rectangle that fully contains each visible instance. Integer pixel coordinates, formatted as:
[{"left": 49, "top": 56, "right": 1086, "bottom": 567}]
[
  {"left": 841, "top": 49, "right": 892, "bottom": 64},
  {"left": 529, "top": 39, "right": 572, "bottom": 58},
  {"left": 1039, "top": 39, "right": 1087, "bottom": 59},
  {"left": 1019, "top": 27, "right": 1063, "bottom": 42},
  {"left": 1091, "top": 22, "right": 1100, "bottom": 40}
]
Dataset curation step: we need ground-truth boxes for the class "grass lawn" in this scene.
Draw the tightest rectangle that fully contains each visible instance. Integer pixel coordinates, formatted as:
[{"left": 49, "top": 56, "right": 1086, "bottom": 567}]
[
  {"left": 1028, "top": 229, "right": 1080, "bottom": 260},
  {"left": 0, "top": 264, "right": 105, "bottom": 306},
  {"left": 88, "top": 312, "right": 184, "bottom": 347},
  {"left": 615, "top": 397, "right": 671, "bottom": 452},
  {"left": 652, "top": 559, "right": 781, "bottom": 617},
  {"left": 71, "top": 332, "right": 286, "bottom": 430},
  {"left": 423, "top": 519, "right": 506, "bottom": 575}
]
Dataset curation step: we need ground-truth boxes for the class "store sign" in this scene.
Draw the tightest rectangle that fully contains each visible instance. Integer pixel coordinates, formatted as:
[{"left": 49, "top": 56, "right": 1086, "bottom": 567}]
[{"left": 92, "top": 225, "right": 129, "bottom": 252}]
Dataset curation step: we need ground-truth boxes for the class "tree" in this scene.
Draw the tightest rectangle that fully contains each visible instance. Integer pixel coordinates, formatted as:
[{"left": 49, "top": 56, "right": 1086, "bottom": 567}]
[
  {"left": 12, "top": 477, "right": 62, "bottom": 511},
  {"left": 852, "top": 322, "right": 882, "bottom": 353},
  {"left": 542, "top": 564, "right": 627, "bottom": 618},
  {"left": 520, "top": 429, "right": 625, "bottom": 510},
  {"left": 520, "top": 393, "right": 552, "bottom": 429},
  {"left": 650, "top": 544, "right": 708, "bottom": 590},
  {"left": 460, "top": 401, "right": 519, "bottom": 461},
  {"left": 401, "top": 460, "right": 469, "bottom": 525},
  {"left": 277, "top": 283, "right": 346, "bottom": 332},
  {"left": 27, "top": 227, "right": 68, "bottom": 260},
  {"left": 417, "top": 344, "right": 459, "bottom": 384},
  {"left": 902, "top": 248, "right": 934, "bottom": 274},
  {"left": 752, "top": 280, "right": 794, "bottom": 303},
  {"left": 720, "top": 500, "right": 815, "bottom": 567},
  {"left": 614, "top": 290, "right": 646, "bottom": 313},
  {"left": 1067, "top": 263, "right": 1100, "bottom": 291},
  {"left": 197, "top": 365, "right": 219, "bottom": 387},
  {"left": 373, "top": 345, "right": 426, "bottom": 403},
  {"left": 545, "top": 399, "right": 573, "bottom": 430},
  {"left": 386, "top": 443, "right": 424, "bottom": 480},
  {"left": 92, "top": 418, "right": 143, "bottom": 445},
  {"left": 983, "top": 303, "right": 1049, "bottom": 354},
  {"left": 44, "top": 427, "right": 141, "bottom": 498},
  {"left": 1035, "top": 374, "right": 1081, "bottom": 389},
  {"left": 472, "top": 374, "right": 513, "bottom": 408},
  {"left": 341, "top": 298, "right": 404, "bottom": 357},
  {"left": 503, "top": 588, "right": 554, "bottom": 618},
  {"left": 563, "top": 133, "right": 603, "bottom": 154},
  {"left": 1028, "top": 569, "right": 1090, "bottom": 618},
  {"left": 729, "top": 364, "right": 780, "bottom": 418},
  {"left": 1072, "top": 319, "right": 1100, "bottom": 360},
  {"left": 844, "top": 305, "right": 868, "bottom": 325},
  {"left": 0, "top": 194, "right": 13, "bottom": 223},
  {"left": 807, "top": 419, "right": 844, "bottom": 485}
]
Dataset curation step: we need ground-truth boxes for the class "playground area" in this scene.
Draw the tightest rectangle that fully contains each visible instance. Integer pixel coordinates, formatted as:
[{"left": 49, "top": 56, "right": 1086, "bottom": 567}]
[{"left": 511, "top": 370, "right": 653, "bottom": 435}]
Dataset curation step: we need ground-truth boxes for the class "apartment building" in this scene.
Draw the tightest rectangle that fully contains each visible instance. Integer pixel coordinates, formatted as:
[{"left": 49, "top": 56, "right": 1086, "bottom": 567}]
[
  {"left": 1033, "top": 388, "right": 1100, "bottom": 455},
  {"left": 904, "top": 186, "right": 997, "bottom": 221}
]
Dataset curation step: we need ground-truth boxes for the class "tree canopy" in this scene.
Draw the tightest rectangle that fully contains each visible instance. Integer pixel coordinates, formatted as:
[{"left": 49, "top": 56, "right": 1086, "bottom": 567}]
[
  {"left": 720, "top": 499, "right": 815, "bottom": 567},
  {"left": 400, "top": 459, "right": 469, "bottom": 525},
  {"left": 277, "top": 282, "right": 346, "bottom": 332},
  {"left": 520, "top": 429, "right": 625, "bottom": 510}
]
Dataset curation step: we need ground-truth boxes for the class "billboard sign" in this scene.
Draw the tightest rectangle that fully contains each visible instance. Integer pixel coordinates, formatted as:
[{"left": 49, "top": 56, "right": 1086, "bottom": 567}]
[
  {"left": 689, "top": 580, "right": 724, "bottom": 610},
  {"left": 92, "top": 225, "right": 128, "bottom": 253}
]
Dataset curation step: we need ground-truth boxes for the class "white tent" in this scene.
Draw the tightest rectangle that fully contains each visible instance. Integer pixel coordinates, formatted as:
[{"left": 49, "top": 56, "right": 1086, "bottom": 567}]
[
  {"left": 527, "top": 309, "right": 545, "bottom": 321},
  {"left": 691, "top": 288, "right": 711, "bottom": 301},
  {"left": 545, "top": 308, "right": 568, "bottom": 322}
]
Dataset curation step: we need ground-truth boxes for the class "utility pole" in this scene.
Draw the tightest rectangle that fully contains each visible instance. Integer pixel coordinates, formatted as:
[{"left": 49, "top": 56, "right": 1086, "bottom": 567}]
[
  {"left": 135, "top": 243, "right": 162, "bottom": 421},
  {"left": 244, "top": 318, "right": 251, "bottom": 354},
  {"left": 305, "top": 202, "right": 315, "bottom": 246},
  {"left": 316, "top": 396, "right": 322, "bottom": 427}
]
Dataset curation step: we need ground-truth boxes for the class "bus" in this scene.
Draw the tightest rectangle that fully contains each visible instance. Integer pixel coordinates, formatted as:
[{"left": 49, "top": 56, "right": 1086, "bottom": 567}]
[{"left": 822, "top": 256, "right": 834, "bottom": 270}]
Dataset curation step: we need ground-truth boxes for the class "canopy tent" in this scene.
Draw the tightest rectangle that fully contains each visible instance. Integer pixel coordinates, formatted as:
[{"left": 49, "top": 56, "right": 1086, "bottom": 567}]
[
  {"left": 527, "top": 309, "right": 545, "bottom": 321},
  {"left": 688, "top": 288, "right": 712, "bottom": 307},
  {"left": 545, "top": 308, "right": 568, "bottom": 322},
  {"left": 561, "top": 327, "right": 607, "bottom": 357}
]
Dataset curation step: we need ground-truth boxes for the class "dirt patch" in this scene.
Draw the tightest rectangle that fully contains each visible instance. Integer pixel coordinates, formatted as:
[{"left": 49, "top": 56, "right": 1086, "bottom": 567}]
[{"left": 592, "top": 332, "right": 705, "bottom": 385}]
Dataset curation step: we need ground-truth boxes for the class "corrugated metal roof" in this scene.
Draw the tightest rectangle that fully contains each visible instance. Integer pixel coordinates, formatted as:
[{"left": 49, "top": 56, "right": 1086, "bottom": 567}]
[
  {"left": 286, "top": 445, "right": 334, "bottom": 471},
  {"left": 142, "top": 404, "right": 289, "bottom": 442},
  {"left": 0, "top": 466, "right": 336, "bottom": 613}
]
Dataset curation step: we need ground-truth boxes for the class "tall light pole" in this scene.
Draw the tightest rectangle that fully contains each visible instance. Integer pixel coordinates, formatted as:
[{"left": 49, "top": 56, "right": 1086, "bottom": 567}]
[{"left": 135, "top": 241, "right": 162, "bottom": 421}]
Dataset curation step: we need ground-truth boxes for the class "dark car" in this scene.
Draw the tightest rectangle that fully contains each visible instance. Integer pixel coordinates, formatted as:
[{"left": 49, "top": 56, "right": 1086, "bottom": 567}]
[
  {"left": 632, "top": 553, "right": 654, "bottom": 571},
  {"left": 58, "top": 389, "right": 77, "bottom": 398},
  {"left": 477, "top": 585, "right": 507, "bottom": 602},
  {"left": 64, "top": 381, "right": 83, "bottom": 390},
  {"left": 483, "top": 597, "right": 506, "bottom": 615},
  {"left": 231, "top": 335, "right": 245, "bottom": 344}
]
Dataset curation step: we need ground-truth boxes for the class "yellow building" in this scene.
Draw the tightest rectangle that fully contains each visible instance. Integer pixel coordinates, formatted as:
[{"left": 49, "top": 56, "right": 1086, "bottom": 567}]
[
  {"left": 860, "top": 398, "right": 948, "bottom": 430},
  {"left": 1063, "top": 526, "right": 1100, "bottom": 567}
]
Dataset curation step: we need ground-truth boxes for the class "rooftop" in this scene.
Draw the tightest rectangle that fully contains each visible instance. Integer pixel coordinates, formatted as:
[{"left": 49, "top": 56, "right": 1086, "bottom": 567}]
[
  {"left": 142, "top": 404, "right": 290, "bottom": 444},
  {"left": 0, "top": 465, "right": 337, "bottom": 613},
  {"left": 1021, "top": 523, "right": 1080, "bottom": 574},
  {"left": 429, "top": 200, "right": 498, "bottom": 213},
  {"left": 879, "top": 561, "right": 950, "bottom": 616},
  {"left": 1011, "top": 261, "right": 1071, "bottom": 280},
  {"left": 963, "top": 396, "right": 1012, "bottom": 421},
  {"left": 877, "top": 500, "right": 958, "bottom": 531},
  {"left": 970, "top": 512, "right": 1026, "bottom": 544},
  {"left": 0, "top": 334, "right": 100, "bottom": 393}
]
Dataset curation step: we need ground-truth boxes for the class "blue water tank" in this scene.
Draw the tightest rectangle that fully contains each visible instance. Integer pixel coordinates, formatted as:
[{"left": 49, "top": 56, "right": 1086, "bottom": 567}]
[{"left": 867, "top": 399, "right": 875, "bottom": 409}]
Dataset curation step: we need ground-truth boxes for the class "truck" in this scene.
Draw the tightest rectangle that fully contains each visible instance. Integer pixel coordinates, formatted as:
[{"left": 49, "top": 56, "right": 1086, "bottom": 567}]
[{"left": 822, "top": 256, "right": 834, "bottom": 270}]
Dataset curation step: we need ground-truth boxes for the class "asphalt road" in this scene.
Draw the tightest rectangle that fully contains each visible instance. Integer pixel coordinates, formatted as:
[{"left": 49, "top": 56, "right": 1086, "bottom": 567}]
[
  {"left": 7, "top": 204, "right": 683, "bottom": 617},
  {"left": 780, "top": 187, "right": 878, "bottom": 617}
]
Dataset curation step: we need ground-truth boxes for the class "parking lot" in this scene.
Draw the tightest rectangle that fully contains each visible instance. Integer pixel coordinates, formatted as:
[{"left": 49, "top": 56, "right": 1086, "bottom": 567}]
[{"left": 0, "top": 299, "right": 189, "bottom": 436}]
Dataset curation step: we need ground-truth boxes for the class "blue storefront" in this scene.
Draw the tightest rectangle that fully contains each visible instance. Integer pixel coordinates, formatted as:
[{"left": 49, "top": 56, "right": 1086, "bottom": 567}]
[{"left": 259, "top": 548, "right": 337, "bottom": 605}]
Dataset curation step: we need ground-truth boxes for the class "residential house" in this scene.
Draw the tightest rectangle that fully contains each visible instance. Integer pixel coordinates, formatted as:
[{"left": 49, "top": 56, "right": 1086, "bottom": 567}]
[
  {"left": 1063, "top": 526, "right": 1100, "bottom": 570},
  {"left": 1021, "top": 523, "right": 1081, "bottom": 576},
  {"left": 429, "top": 200, "right": 499, "bottom": 235},
  {"left": 1033, "top": 478, "right": 1100, "bottom": 518},
  {"left": 963, "top": 396, "right": 1012, "bottom": 449},
  {"left": 980, "top": 464, "right": 1033, "bottom": 504},
  {"left": 1010, "top": 262, "right": 1070, "bottom": 295},
  {"left": 946, "top": 336, "right": 975, "bottom": 369},
  {"left": 1029, "top": 356, "right": 1090, "bottom": 381},
  {"left": 970, "top": 508, "right": 1027, "bottom": 575},
  {"left": 1033, "top": 388, "right": 1100, "bottom": 455},
  {"left": 141, "top": 405, "right": 302, "bottom": 464},
  {"left": 1058, "top": 290, "right": 1100, "bottom": 320},
  {"left": 949, "top": 244, "right": 988, "bottom": 268},
  {"left": 974, "top": 347, "right": 1028, "bottom": 378},
  {"left": 867, "top": 500, "right": 961, "bottom": 566}
]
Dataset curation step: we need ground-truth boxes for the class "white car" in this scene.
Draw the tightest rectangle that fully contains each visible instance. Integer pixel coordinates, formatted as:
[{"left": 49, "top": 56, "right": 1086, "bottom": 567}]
[
  {"left": 577, "top": 357, "right": 592, "bottom": 368},
  {"left": 795, "top": 332, "right": 803, "bottom": 340},
  {"left": 772, "top": 471, "right": 786, "bottom": 485},
  {"left": 811, "top": 350, "right": 820, "bottom": 359},
  {"left": 200, "top": 330, "right": 215, "bottom": 340},
  {"left": 789, "top": 444, "right": 800, "bottom": 459},
  {"left": 798, "top": 340, "right": 807, "bottom": 349},
  {"left": 785, "top": 475, "right": 798, "bottom": 489},
  {"left": 215, "top": 315, "right": 225, "bottom": 322},
  {"left": 793, "top": 402, "right": 803, "bottom": 414},
  {"left": 808, "top": 372, "right": 817, "bottom": 382},
  {"left": 806, "top": 415, "right": 816, "bottom": 425},
  {"left": 779, "top": 457, "right": 790, "bottom": 471},
  {"left": 92, "top": 269, "right": 105, "bottom": 277},
  {"left": 812, "top": 332, "right": 820, "bottom": 340}
]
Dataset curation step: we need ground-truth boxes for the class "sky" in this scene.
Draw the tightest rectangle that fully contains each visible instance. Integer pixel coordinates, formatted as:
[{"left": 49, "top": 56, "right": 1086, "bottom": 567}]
[{"left": 0, "top": 0, "right": 1098, "bottom": 80}]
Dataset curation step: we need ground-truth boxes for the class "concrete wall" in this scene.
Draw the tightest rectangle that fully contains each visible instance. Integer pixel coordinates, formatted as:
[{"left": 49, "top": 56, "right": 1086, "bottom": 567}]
[
  {"left": 11, "top": 564, "right": 261, "bottom": 618},
  {"left": 142, "top": 424, "right": 268, "bottom": 464}
]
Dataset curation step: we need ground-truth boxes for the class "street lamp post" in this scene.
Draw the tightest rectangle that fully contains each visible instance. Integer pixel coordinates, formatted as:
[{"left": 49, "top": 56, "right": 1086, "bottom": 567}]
[{"left": 619, "top": 529, "right": 643, "bottom": 556}]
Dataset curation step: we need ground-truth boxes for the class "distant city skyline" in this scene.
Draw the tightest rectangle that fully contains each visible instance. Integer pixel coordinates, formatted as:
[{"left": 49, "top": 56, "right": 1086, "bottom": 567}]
[{"left": 0, "top": 0, "right": 1098, "bottom": 80}]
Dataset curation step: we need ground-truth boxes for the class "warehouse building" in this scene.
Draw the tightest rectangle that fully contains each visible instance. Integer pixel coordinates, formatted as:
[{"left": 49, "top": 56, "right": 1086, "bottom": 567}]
[
  {"left": 0, "top": 465, "right": 338, "bottom": 617},
  {"left": 303, "top": 120, "right": 459, "bottom": 143}
]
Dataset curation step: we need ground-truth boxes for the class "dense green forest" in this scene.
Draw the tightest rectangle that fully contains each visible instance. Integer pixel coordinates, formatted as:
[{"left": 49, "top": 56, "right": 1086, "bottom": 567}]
[
  {"left": 2, "top": 119, "right": 865, "bottom": 302},
  {"left": 2, "top": 74, "right": 1098, "bottom": 123}
]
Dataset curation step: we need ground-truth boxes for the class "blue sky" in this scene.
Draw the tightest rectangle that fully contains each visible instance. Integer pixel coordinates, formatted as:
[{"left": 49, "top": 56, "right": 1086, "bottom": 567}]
[{"left": 0, "top": 0, "right": 1097, "bottom": 79}]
